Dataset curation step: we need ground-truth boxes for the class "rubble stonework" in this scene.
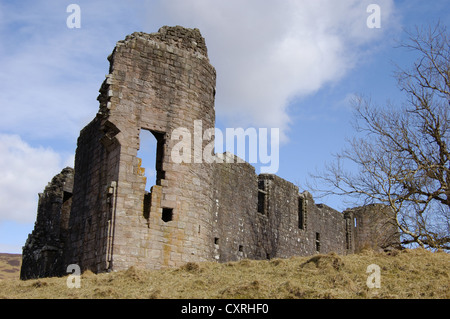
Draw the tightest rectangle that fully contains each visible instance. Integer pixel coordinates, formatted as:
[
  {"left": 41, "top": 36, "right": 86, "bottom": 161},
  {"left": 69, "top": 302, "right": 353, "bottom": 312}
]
[
  {"left": 21, "top": 26, "right": 399, "bottom": 279},
  {"left": 21, "top": 167, "right": 74, "bottom": 279}
]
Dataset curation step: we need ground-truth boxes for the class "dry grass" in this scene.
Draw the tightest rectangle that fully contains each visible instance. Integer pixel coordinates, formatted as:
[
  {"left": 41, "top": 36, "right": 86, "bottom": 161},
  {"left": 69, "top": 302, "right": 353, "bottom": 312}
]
[
  {"left": 0, "top": 249, "right": 448, "bottom": 299},
  {"left": 0, "top": 254, "right": 21, "bottom": 281}
]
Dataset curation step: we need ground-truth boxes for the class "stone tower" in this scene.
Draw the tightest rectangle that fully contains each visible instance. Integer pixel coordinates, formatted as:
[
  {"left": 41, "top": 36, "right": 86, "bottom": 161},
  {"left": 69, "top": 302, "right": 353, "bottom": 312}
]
[
  {"left": 64, "top": 26, "right": 217, "bottom": 272},
  {"left": 344, "top": 204, "right": 400, "bottom": 253}
]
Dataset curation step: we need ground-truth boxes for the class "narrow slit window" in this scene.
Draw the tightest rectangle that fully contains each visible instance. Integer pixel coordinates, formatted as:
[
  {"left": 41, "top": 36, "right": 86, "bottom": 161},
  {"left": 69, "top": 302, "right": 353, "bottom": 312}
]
[
  {"left": 153, "top": 131, "right": 166, "bottom": 184},
  {"left": 315, "top": 232, "right": 321, "bottom": 252},
  {"left": 143, "top": 191, "right": 151, "bottom": 219},
  {"left": 298, "top": 196, "right": 305, "bottom": 229},
  {"left": 346, "top": 232, "right": 350, "bottom": 250},
  {"left": 257, "top": 191, "right": 265, "bottom": 214},
  {"left": 257, "top": 180, "right": 267, "bottom": 215}
]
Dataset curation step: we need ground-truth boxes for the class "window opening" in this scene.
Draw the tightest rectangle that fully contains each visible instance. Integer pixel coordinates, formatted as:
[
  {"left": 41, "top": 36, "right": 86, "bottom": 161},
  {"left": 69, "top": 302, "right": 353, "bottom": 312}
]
[
  {"left": 137, "top": 129, "right": 166, "bottom": 191},
  {"left": 257, "top": 191, "right": 265, "bottom": 214},
  {"left": 257, "top": 180, "right": 267, "bottom": 215},
  {"left": 298, "top": 196, "right": 306, "bottom": 229},
  {"left": 161, "top": 208, "right": 173, "bottom": 222},
  {"left": 63, "top": 191, "right": 73, "bottom": 203},
  {"left": 137, "top": 129, "right": 157, "bottom": 191},
  {"left": 143, "top": 192, "right": 151, "bottom": 219},
  {"left": 153, "top": 131, "right": 166, "bottom": 184},
  {"left": 315, "top": 232, "right": 321, "bottom": 252}
]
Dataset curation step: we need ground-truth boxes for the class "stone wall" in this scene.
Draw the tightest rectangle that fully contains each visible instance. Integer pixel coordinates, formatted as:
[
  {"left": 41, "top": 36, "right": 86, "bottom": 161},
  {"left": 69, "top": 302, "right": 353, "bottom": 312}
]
[
  {"left": 21, "top": 167, "right": 74, "bottom": 279},
  {"left": 62, "top": 113, "right": 121, "bottom": 273},
  {"left": 212, "top": 153, "right": 259, "bottom": 262},
  {"left": 212, "top": 159, "right": 351, "bottom": 263}
]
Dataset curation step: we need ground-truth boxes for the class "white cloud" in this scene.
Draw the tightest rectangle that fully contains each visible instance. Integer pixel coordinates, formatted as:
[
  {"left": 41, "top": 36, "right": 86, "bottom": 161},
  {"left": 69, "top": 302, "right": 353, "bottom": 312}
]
[
  {"left": 0, "top": 134, "right": 68, "bottom": 223},
  {"left": 145, "top": 0, "right": 397, "bottom": 141},
  {"left": 0, "top": 0, "right": 397, "bottom": 143}
]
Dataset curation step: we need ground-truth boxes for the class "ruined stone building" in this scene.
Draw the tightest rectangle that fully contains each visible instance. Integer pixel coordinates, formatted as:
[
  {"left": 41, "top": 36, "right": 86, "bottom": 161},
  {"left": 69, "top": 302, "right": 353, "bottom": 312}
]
[{"left": 21, "top": 26, "right": 399, "bottom": 279}]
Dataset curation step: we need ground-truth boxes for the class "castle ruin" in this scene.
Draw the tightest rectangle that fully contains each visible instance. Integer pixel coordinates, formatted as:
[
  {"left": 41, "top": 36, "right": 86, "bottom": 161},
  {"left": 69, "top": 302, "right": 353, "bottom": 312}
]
[{"left": 21, "top": 26, "right": 399, "bottom": 279}]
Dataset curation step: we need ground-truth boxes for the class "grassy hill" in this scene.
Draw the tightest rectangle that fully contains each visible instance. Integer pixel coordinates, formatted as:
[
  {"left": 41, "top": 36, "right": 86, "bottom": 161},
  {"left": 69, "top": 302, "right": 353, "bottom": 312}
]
[
  {"left": 0, "top": 253, "right": 21, "bottom": 281},
  {"left": 0, "top": 249, "right": 448, "bottom": 299}
]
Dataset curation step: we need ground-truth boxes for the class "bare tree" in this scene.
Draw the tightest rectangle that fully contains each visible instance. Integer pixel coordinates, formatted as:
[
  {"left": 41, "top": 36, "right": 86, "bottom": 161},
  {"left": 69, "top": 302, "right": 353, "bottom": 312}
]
[{"left": 310, "top": 23, "right": 450, "bottom": 250}]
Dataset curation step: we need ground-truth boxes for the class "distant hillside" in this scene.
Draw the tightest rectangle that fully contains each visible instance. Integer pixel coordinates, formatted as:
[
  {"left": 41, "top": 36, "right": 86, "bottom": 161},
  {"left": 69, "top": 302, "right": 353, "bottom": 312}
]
[
  {"left": 0, "top": 253, "right": 21, "bottom": 280},
  {"left": 0, "top": 249, "right": 448, "bottom": 299}
]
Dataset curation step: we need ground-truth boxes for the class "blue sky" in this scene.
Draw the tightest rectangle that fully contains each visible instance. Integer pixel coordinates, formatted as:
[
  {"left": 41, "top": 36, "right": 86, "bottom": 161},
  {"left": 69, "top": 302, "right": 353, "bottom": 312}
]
[{"left": 0, "top": 0, "right": 449, "bottom": 254}]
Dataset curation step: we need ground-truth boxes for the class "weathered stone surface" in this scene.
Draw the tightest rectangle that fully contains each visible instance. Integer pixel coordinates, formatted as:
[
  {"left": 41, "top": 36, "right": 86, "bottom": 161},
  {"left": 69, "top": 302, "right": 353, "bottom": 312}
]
[
  {"left": 21, "top": 167, "right": 74, "bottom": 279},
  {"left": 21, "top": 26, "right": 399, "bottom": 279},
  {"left": 344, "top": 204, "right": 400, "bottom": 253}
]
